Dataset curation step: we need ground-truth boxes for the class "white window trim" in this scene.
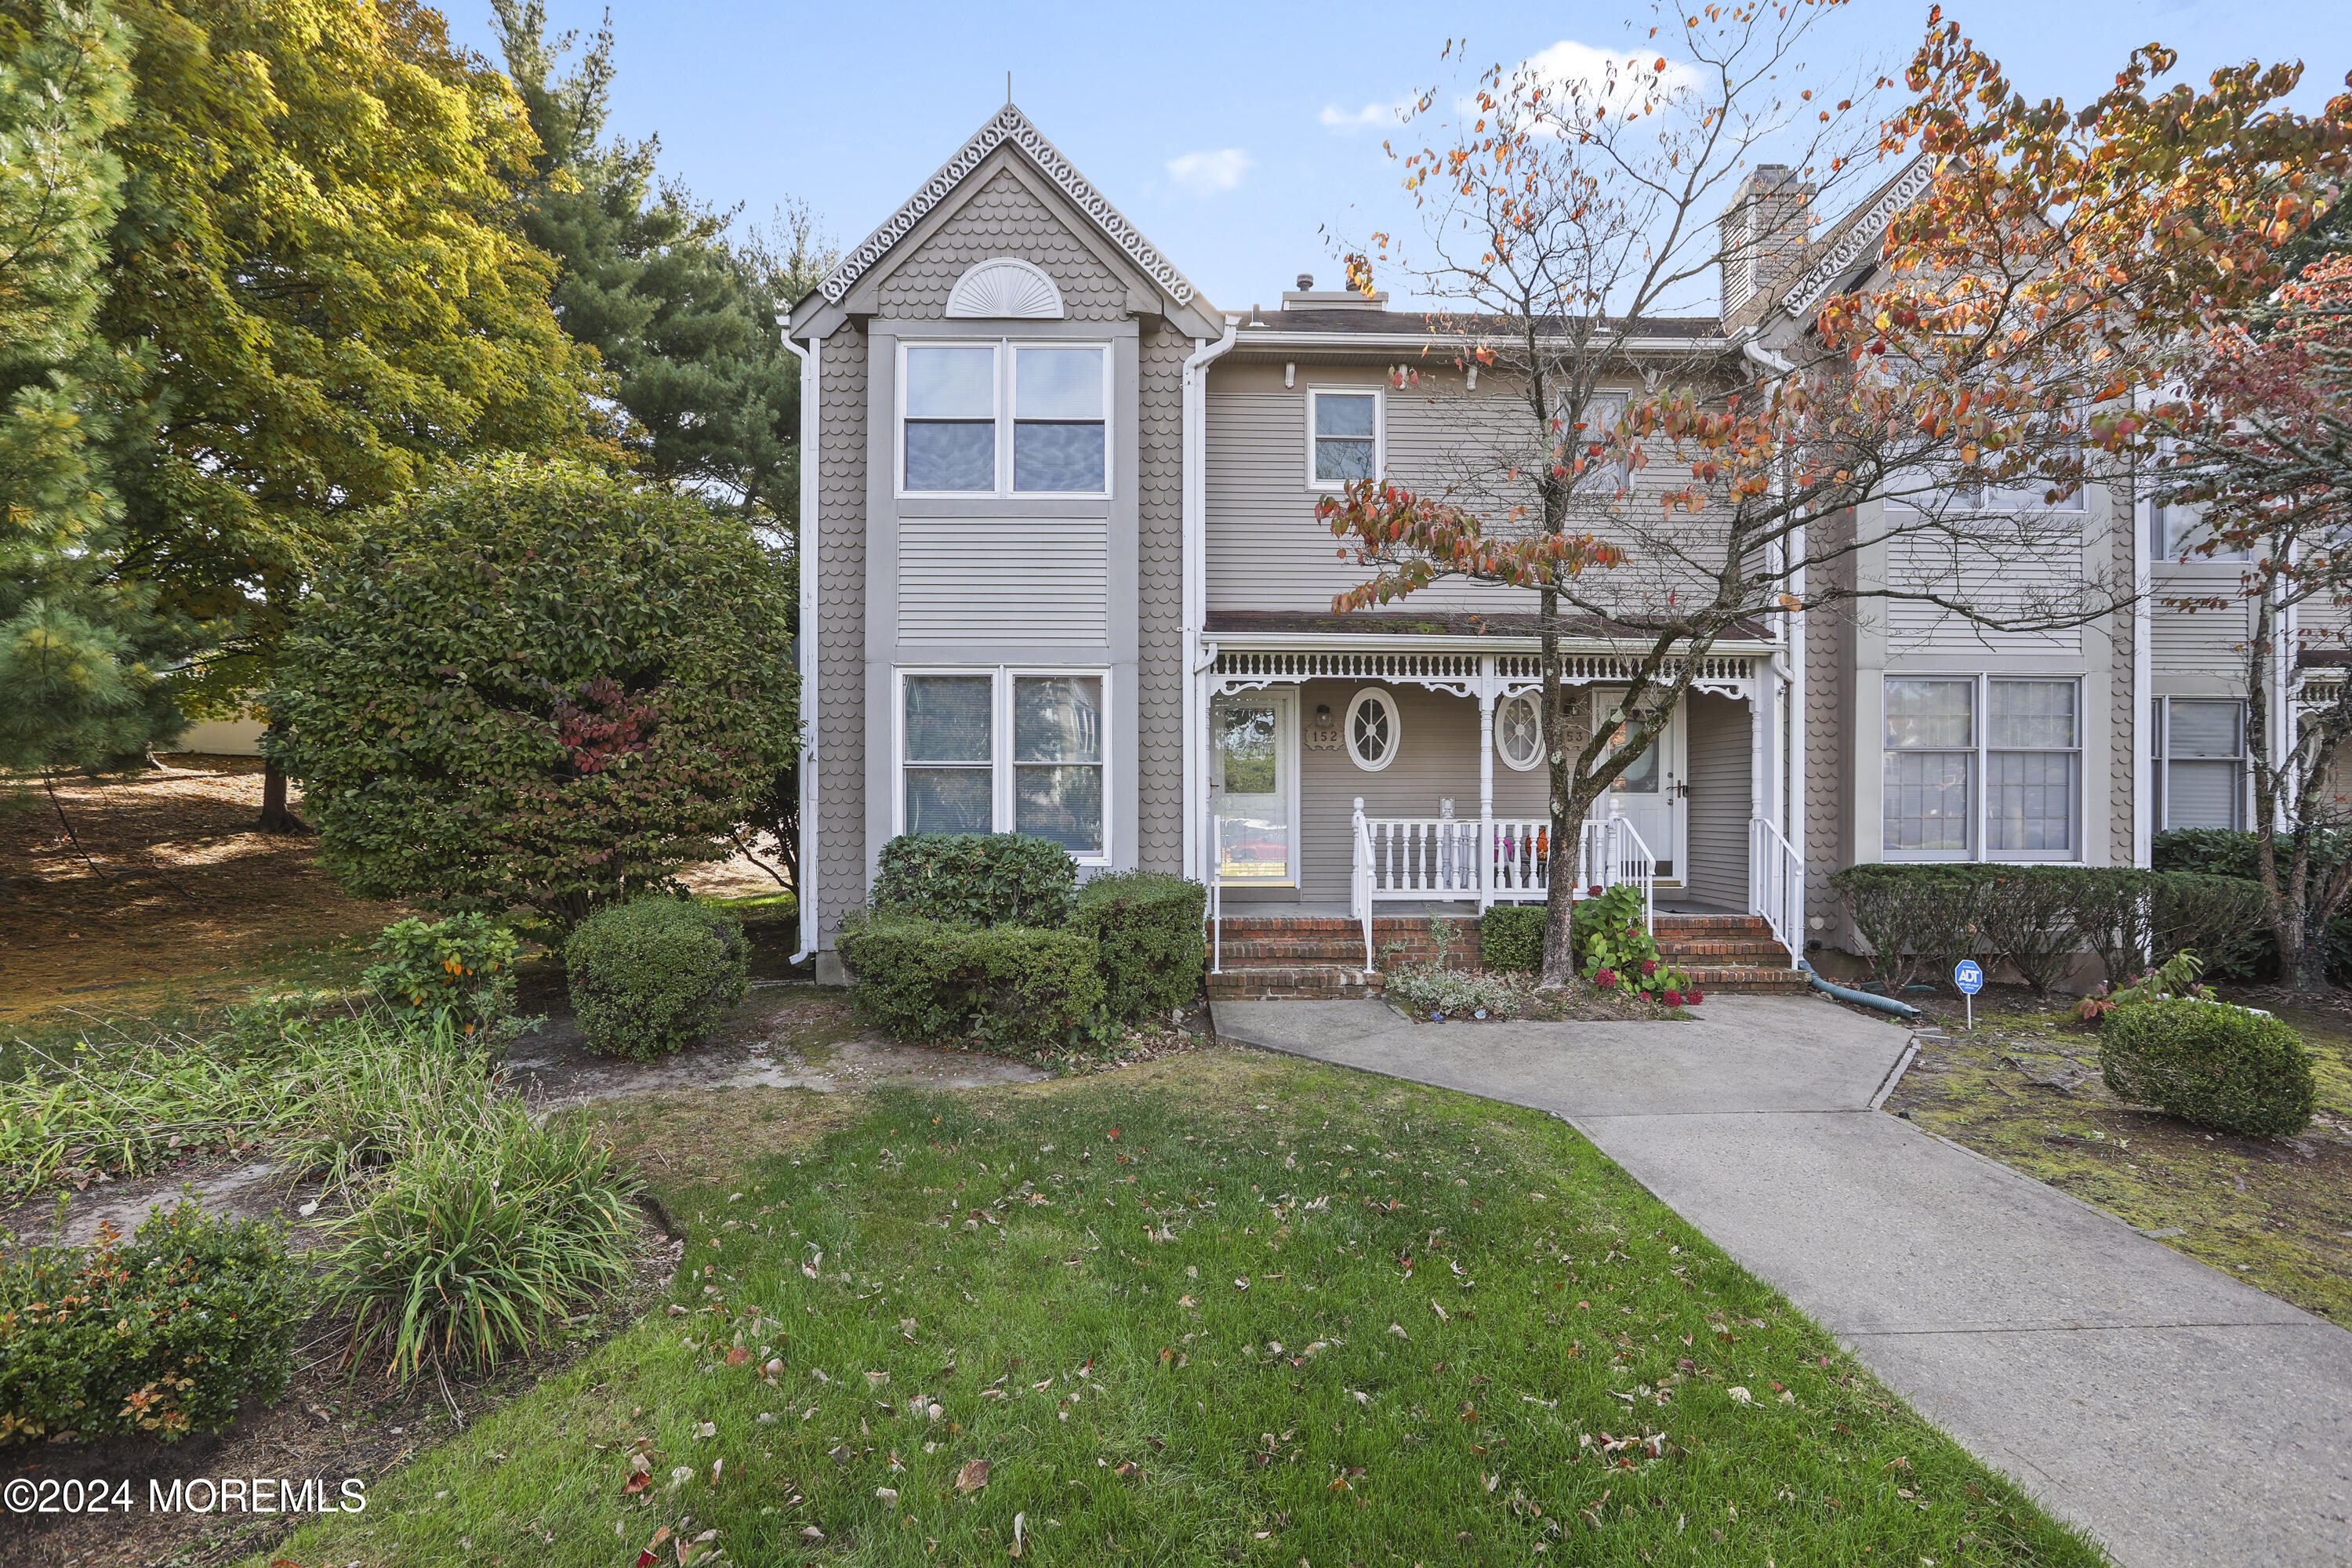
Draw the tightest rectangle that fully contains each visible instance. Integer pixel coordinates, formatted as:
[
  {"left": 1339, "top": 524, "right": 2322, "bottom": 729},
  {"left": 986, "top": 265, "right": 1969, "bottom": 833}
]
[
  {"left": 1344, "top": 686, "right": 1403, "bottom": 772},
  {"left": 2151, "top": 695, "right": 2248, "bottom": 831},
  {"left": 1305, "top": 385, "right": 1385, "bottom": 492},
  {"left": 893, "top": 664, "right": 1113, "bottom": 864},
  {"left": 1880, "top": 673, "right": 2085, "bottom": 864},
  {"left": 1496, "top": 691, "right": 1544, "bottom": 771},
  {"left": 896, "top": 339, "right": 1113, "bottom": 501}
]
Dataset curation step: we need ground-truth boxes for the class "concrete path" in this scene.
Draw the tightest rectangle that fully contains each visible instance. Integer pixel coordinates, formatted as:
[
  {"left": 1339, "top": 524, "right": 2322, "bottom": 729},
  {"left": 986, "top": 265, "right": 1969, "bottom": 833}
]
[{"left": 1215, "top": 995, "right": 2352, "bottom": 1568}]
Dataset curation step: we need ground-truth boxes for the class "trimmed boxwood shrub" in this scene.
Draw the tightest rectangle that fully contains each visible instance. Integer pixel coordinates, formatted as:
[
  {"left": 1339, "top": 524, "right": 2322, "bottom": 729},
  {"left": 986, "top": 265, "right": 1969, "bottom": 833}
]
[
  {"left": 564, "top": 897, "right": 750, "bottom": 1060},
  {"left": 1, "top": 1202, "right": 309, "bottom": 1446},
  {"left": 1832, "top": 865, "right": 1994, "bottom": 993},
  {"left": 872, "top": 833, "right": 1077, "bottom": 927},
  {"left": 1479, "top": 904, "right": 1547, "bottom": 973},
  {"left": 2100, "top": 999, "right": 2318, "bottom": 1137},
  {"left": 1069, "top": 871, "right": 1207, "bottom": 1022},
  {"left": 837, "top": 912, "right": 1105, "bottom": 1059}
]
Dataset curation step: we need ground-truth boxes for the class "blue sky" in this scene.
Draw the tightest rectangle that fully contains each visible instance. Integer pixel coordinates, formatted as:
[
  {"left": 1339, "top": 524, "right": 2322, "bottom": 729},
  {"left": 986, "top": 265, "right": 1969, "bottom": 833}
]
[{"left": 448, "top": 1, "right": 2350, "bottom": 313}]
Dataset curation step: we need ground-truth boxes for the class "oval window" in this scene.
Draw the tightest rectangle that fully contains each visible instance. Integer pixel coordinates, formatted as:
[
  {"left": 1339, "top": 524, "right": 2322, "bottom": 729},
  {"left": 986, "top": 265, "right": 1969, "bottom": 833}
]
[
  {"left": 1497, "top": 691, "right": 1543, "bottom": 771},
  {"left": 1346, "top": 688, "right": 1401, "bottom": 771}
]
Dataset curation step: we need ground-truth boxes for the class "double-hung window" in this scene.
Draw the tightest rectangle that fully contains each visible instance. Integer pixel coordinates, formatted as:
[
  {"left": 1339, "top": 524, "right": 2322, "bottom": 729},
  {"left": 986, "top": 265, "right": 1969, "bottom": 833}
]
[
  {"left": 2152, "top": 698, "right": 2245, "bottom": 829},
  {"left": 1308, "top": 388, "right": 1381, "bottom": 488},
  {"left": 901, "top": 343, "right": 1109, "bottom": 495},
  {"left": 900, "top": 670, "right": 1107, "bottom": 858},
  {"left": 1882, "top": 676, "right": 2082, "bottom": 860},
  {"left": 2150, "top": 497, "right": 2248, "bottom": 563}
]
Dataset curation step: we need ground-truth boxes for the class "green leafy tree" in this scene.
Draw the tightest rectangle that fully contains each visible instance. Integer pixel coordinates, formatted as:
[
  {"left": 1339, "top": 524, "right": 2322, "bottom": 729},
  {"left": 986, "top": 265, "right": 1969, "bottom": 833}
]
[
  {"left": 0, "top": 0, "right": 186, "bottom": 776},
  {"left": 267, "top": 459, "right": 797, "bottom": 931},
  {"left": 95, "top": 0, "right": 601, "bottom": 826}
]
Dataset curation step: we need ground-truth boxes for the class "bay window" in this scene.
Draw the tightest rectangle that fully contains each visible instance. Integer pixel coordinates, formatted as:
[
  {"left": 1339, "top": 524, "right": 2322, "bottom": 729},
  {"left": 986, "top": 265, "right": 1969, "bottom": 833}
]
[
  {"left": 1882, "top": 675, "right": 2082, "bottom": 861},
  {"left": 899, "top": 669, "right": 1107, "bottom": 858},
  {"left": 900, "top": 341, "right": 1109, "bottom": 496}
]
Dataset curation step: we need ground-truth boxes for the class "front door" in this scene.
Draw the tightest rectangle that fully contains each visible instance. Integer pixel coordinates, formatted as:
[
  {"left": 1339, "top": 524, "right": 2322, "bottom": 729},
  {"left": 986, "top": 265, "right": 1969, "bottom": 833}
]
[
  {"left": 1212, "top": 691, "right": 1298, "bottom": 886},
  {"left": 1591, "top": 693, "right": 1686, "bottom": 882}
]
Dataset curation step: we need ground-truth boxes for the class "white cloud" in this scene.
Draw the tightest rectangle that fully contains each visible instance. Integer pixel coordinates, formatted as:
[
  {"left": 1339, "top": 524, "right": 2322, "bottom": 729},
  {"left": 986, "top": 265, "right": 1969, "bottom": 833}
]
[
  {"left": 1319, "top": 97, "right": 1413, "bottom": 134},
  {"left": 1512, "top": 39, "right": 1702, "bottom": 106},
  {"left": 1164, "top": 147, "right": 1254, "bottom": 195}
]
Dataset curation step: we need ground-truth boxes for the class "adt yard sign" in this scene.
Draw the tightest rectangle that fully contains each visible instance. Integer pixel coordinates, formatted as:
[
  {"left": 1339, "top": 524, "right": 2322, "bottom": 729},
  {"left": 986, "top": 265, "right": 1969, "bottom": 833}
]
[{"left": 1954, "top": 959, "right": 1984, "bottom": 1028}]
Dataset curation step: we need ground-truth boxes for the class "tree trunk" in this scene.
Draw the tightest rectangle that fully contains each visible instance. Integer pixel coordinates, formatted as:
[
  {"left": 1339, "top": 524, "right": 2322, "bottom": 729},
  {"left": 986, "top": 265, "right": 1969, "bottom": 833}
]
[{"left": 256, "top": 757, "right": 313, "bottom": 836}]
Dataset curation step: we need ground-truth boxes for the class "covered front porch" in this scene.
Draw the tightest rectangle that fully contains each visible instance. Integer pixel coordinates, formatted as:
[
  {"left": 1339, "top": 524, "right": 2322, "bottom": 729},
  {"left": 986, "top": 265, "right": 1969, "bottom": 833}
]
[{"left": 1189, "top": 637, "right": 1806, "bottom": 966}]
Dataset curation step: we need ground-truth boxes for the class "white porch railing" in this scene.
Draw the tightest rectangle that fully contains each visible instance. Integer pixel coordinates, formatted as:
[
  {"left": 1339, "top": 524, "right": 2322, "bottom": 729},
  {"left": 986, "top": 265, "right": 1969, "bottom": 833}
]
[
  {"left": 1344, "top": 804, "right": 1658, "bottom": 937},
  {"left": 1747, "top": 817, "right": 1804, "bottom": 967}
]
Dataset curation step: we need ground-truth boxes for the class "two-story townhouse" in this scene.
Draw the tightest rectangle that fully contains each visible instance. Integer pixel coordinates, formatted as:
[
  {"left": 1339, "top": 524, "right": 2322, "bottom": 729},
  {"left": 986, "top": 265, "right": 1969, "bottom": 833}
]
[{"left": 786, "top": 105, "right": 2272, "bottom": 993}]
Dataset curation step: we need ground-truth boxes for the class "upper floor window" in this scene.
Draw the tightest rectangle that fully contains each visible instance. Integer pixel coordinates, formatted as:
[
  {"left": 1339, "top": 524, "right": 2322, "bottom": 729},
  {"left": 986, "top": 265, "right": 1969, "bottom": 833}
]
[
  {"left": 1308, "top": 388, "right": 1381, "bottom": 489},
  {"left": 2151, "top": 497, "right": 2248, "bottom": 562},
  {"left": 900, "top": 341, "right": 1109, "bottom": 496}
]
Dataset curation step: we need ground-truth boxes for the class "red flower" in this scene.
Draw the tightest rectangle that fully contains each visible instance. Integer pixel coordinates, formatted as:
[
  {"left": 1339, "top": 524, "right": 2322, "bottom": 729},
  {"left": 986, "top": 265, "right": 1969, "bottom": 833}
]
[
  {"left": 1588, "top": 884, "right": 1604, "bottom": 897},
  {"left": 1640, "top": 959, "right": 1658, "bottom": 977},
  {"left": 1686, "top": 990, "right": 1704, "bottom": 1005},
  {"left": 1595, "top": 968, "right": 1618, "bottom": 988},
  {"left": 1662, "top": 989, "right": 1683, "bottom": 1006}
]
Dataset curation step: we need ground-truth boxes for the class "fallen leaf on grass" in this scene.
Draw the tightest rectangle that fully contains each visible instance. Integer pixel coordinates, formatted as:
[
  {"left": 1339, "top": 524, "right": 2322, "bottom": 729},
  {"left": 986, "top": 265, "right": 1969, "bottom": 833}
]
[
  {"left": 956, "top": 1458, "right": 992, "bottom": 1493},
  {"left": 1727, "top": 1387, "right": 1752, "bottom": 1406}
]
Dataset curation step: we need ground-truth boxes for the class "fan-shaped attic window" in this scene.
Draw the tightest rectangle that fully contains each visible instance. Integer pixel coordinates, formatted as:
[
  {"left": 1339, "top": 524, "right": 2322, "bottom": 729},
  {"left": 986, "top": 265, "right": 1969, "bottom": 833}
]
[{"left": 946, "top": 257, "right": 1065, "bottom": 320}]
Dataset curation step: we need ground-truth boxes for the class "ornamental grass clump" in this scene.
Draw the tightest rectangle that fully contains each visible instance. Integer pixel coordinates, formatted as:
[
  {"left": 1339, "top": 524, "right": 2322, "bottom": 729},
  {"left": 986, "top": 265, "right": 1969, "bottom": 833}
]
[
  {"left": 0, "top": 1202, "right": 309, "bottom": 1445},
  {"left": 564, "top": 897, "right": 750, "bottom": 1060},
  {"left": 2099, "top": 998, "right": 2318, "bottom": 1138},
  {"left": 315, "top": 1034, "right": 641, "bottom": 1381}
]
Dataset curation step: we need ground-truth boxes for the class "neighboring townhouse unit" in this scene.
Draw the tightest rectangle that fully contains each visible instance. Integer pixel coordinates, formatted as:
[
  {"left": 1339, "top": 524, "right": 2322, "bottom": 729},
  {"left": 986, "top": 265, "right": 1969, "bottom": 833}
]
[{"left": 786, "top": 105, "right": 2276, "bottom": 991}]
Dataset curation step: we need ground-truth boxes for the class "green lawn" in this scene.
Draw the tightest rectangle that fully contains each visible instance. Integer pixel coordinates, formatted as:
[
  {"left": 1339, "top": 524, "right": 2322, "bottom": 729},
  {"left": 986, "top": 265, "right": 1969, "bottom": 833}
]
[{"left": 256, "top": 1051, "right": 2104, "bottom": 1567}]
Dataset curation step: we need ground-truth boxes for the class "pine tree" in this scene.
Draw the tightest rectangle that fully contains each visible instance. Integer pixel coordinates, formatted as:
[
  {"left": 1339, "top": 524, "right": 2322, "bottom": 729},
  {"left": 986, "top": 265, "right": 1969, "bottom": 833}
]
[
  {"left": 491, "top": 0, "right": 820, "bottom": 524},
  {"left": 0, "top": 0, "right": 186, "bottom": 776}
]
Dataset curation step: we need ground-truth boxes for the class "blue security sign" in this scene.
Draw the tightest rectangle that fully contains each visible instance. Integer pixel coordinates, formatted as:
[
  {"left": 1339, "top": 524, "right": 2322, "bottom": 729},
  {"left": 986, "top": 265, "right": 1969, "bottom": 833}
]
[{"left": 1953, "top": 959, "right": 1985, "bottom": 995}]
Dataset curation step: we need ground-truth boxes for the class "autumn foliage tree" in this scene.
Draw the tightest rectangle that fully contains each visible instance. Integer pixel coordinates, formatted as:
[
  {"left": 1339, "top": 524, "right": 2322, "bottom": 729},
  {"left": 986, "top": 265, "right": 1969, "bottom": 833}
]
[
  {"left": 2151, "top": 243, "right": 2352, "bottom": 985},
  {"left": 1327, "top": 3, "right": 2350, "bottom": 985}
]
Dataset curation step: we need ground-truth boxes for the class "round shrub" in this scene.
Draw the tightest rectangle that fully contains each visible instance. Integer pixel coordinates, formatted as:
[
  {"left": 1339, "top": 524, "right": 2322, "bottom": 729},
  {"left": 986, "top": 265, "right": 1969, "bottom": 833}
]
[
  {"left": 270, "top": 459, "right": 798, "bottom": 931},
  {"left": 1479, "top": 904, "right": 1546, "bottom": 973},
  {"left": 2099, "top": 998, "right": 2318, "bottom": 1138},
  {"left": 1070, "top": 870, "right": 1207, "bottom": 1021},
  {"left": 872, "top": 832, "right": 1077, "bottom": 927},
  {"left": 564, "top": 898, "right": 750, "bottom": 1060}
]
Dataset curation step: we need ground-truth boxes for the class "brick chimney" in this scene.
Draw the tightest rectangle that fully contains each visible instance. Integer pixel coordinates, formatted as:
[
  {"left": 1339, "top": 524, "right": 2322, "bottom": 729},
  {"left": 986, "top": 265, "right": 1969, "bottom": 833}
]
[{"left": 1718, "top": 165, "right": 1813, "bottom": 324}]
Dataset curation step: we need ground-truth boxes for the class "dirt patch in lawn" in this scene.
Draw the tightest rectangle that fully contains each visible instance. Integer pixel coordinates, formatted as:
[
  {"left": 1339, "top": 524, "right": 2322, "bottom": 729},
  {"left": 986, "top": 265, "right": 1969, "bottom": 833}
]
[
  {"left": 1886, "top": 984, "right": 2352, "bottom": 1324},
  {"left": 0, "top": 759, "right": 401, "bottom": 1022}
]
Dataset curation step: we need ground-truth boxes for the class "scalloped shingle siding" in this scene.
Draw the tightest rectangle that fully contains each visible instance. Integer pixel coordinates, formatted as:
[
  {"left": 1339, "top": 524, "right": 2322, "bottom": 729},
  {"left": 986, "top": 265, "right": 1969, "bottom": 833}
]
[
  {"left": 873, "top": 169, "right": 1127, "bottom": 321},
  {"left": 816, "top": 321, "right": 867, "bottom": 945},
  {"left": 1137, "top": 327, "right": 1187, "bottom": 872}
]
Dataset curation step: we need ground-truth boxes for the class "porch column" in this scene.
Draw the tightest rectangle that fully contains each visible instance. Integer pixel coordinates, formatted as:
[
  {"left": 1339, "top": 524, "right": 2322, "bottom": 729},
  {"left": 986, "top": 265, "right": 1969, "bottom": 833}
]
[{"left": 1478, "top": 656, "right": 1497, "bottom": 907}]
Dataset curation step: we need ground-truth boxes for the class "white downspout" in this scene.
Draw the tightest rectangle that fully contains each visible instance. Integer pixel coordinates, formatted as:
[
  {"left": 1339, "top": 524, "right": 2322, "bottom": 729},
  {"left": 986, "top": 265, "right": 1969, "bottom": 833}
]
[
  {"left": 782, "top": 325, "right": 820, "bottom": 964},
  {"left": 1182, "top": 314, "right": 1243, "bottom": 884},
  {"left": 1743, "top": 335, "right": 1804, "bottom": 942}
]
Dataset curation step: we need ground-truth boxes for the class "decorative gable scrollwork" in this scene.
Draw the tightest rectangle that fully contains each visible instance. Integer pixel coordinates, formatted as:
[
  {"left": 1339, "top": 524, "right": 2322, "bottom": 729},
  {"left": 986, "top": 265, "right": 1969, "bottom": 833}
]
[
  {"left": 1779, "top": 157, "right": 1938, "bottom": 322},
  {"left": 818, "top": 105, "right": 1197, "bottom": 309}
]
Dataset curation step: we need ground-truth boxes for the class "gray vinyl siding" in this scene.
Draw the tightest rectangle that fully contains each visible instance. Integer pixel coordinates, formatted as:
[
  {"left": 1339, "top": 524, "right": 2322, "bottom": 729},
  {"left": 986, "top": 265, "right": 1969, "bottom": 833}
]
[
  {"left": 1685, "top": 692, "right": 1751, "bottom": 910},
  {"left": 896, "top": 517, "right": 1109, "bottom": 643},
  {"left": 815, "top": 321, "right": 869, "bottom": 946}
]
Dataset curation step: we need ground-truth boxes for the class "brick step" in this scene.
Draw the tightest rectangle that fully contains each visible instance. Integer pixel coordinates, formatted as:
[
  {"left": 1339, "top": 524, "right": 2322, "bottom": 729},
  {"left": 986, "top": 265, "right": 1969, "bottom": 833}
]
[
  {"left": 1681, "top": 964, "right": 1812, "bottom": 993},
  {"left": 1207, "top": 966, "right": 1385, "bottom": 1001},
  {"left": 1654, "top": 916, "right": 1777, "bottom": 936},
  {"left": 1218, "top": 938, "right": 1378, "bottom": 964},
  {"left": 1655, "top": 939, "right": 1793, "bottom": 961}
]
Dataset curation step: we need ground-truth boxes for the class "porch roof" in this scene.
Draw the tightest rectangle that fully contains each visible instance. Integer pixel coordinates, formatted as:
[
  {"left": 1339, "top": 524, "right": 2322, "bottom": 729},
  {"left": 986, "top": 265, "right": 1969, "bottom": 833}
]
[{"left": 1206, "top": 609, "right": 1775, "bottom": 643}]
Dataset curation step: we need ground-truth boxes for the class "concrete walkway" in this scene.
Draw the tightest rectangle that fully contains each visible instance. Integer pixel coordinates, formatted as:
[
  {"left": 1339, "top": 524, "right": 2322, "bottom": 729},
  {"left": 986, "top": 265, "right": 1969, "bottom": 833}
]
[{"left": 1214, "top": 995, "right": 2352, "bottom": 1568}]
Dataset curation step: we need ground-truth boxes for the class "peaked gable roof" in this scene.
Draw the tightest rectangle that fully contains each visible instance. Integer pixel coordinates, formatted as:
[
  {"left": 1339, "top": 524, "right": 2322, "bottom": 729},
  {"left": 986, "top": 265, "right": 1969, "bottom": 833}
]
[
  {"left": 1769, "top": 156, "right": 1938, "bottom": 324},
  {"left": 815, "top": 104, "right": 1200, "bottom": 310}
]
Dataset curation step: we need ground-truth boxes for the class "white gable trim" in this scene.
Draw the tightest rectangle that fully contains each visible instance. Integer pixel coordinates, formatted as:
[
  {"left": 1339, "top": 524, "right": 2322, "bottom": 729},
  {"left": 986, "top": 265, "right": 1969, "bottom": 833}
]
[
  {"left": 1780, "top": 157, "right": 1938, "bottom": 321},
  {"left": 818, "top": 104, "right": 1197, "bottom": 309}
]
